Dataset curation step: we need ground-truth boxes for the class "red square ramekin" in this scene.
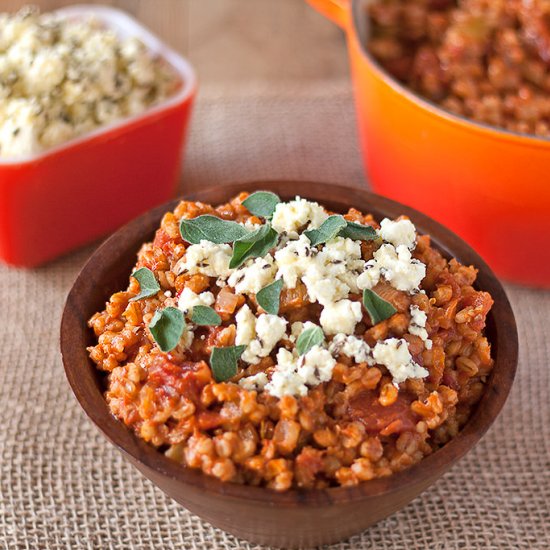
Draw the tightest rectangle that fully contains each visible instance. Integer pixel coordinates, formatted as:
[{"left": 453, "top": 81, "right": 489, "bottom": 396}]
[{"left": 0, "top": 5, "right": 197, "bottom": 267}]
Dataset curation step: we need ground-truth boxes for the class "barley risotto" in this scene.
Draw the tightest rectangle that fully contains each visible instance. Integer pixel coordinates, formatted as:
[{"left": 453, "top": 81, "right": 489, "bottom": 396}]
[
  {"left": 367, "top": 0, "right": 550, "bottom": 137},
  {"left": 88, "top": 192, "right": 494, "bottom": 491}
]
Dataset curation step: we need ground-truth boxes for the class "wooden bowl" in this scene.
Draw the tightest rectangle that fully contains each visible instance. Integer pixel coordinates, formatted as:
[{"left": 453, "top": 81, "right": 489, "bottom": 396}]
[{"left": 61, "top": 181, "right": 518, "bottom": 548}]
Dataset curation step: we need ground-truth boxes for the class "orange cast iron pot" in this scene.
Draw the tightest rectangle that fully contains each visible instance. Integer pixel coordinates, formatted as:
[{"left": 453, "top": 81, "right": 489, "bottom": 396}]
[{"left": 307, "top": 0, "right": 550, "bottom": 287}]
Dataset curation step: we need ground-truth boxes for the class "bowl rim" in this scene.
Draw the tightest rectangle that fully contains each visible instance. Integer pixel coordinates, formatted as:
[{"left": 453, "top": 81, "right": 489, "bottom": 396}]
[
  {"left": 61, "top": 180, "right": 518, "bottom": 506},
  {"left": 0, "top": 4, "right": 197, "bottom": 167},
  {"left": 349, "top": 0, "right": 550, "bottom": 148}
]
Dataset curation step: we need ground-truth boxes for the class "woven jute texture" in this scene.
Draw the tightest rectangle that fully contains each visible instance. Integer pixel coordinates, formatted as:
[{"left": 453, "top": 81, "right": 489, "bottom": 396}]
[{"left": 1, "top": 83, "right": 549, "bottom": 550}]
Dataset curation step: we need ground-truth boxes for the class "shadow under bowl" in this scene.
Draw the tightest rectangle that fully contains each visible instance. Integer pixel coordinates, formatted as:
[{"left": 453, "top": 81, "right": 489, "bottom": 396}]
[{"left": 60, "top": 181, "right": 518, "bottom": 548}]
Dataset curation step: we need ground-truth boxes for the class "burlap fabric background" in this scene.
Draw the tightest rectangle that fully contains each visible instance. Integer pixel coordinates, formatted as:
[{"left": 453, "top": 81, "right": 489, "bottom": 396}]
[{"left": 1, "top": 83, "right": 549, "bottom": 549}]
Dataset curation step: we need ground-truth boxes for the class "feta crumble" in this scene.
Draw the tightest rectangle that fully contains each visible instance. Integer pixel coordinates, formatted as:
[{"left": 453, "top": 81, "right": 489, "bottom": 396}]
[
  {"left": 320, "top": 299, "right": 363, "bottom": 335},
  {"left": 0, "top": 7, "right": 179, "bottom": 157},
  {"left": 372, "top": 338, "right": 429, "bottom": 386},
  {"left": 263, "top": 345, "right": 336, "bottom": 398},
  {"left": 275, "top": 235, "right": 364, "bottom": 306},
  {"left": 409, "top": 305, "right": 433, "bottom": 350},
  {"left": 240, "top": 313, "right": 287, "bottom": 365},
  {"left": 379, "top": 218, "right": 417, "bottom": 249},
  {"left": 329, "top": 334, "right": 373, "bottom": 364},
  {"left": 357, "top": 244, "right": 426, "bottom": 293},
  {"left": 175, "top": 241, "right": 233, "bottom": 279},
  {"left": 227, "top": 255, "right": 276, "bottom": 295},
  {"left": 235, "top": 305, "right": 256, "bottom": 347},
  {"left": 177, "top": 288, "right": 215, "bottom": 316},
  {"left": 238, "top": 372, "right": 268, "bottom": 392},
  {"left": 271, "top": 197, "right": 328, "bottom": 236}
]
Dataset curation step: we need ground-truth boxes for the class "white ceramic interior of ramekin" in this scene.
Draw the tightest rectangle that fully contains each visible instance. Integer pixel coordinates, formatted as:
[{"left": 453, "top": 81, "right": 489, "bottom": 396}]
[{"left": 0, "top": 4, "right": 197, "bottom": 166}]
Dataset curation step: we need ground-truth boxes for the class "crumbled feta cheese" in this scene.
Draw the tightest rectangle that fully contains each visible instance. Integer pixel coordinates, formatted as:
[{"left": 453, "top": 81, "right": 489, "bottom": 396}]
[
  {"left": 265, "top": 349, "right": 308, "bottom": 398},
  {"left": 379, "top": 218, "right": 417, "bottom": 249},
  {"left": 264, "top": 345, "right": 337, "bottom": 398},
  {"left": 297, "top": 345, "right": 336, "bottom": 386},
  {"left": 409, "top": 305, "right": 433, "bottom": 350},
  {"left": 0, "top": 8, "right": 179, "bottom": 157},
  {"left": 356, "top": 260, "right": 381, "bottom": 290},
  {"left": 175, "top": 240, "right": 233, "bottom": 279},
  {"left": 271, "top": 197, "right": 328, "bottom": 236},
  {"left": 329, "top": 334, "right": 374, "bottom": 364},
  {"left": 357, "top": 244, "right": 426, "bottom": 293},
  {"left": 227, "top": 255, "right": 276, "bottom": 295},
  {"left": 320, "top": 299, "right": 363, "bottom": 336},
  {"left": 274, "top": 234, "right": 314, "bottom": 288},
  {"left": 181, "top": 328, "right": 194, "bottom": 349},
  {"left": 265, "top": 346, "right": 336, "bottom": 398},
  {"left": 275, "top": 235, "right": 364, "bottom": 306},
  {"left": 372, "top": 338, "right": 429, "bottom": 386},
  {"left": 235, "top": 305, "right": 256, "bottom": 347},
  {"left": 238, "top": 372, "right": 268, "bottom": 392},
  {"left": 177, "top": 287, "right": 215, "bottom": 316},
  {"left": 241, "top": 314, "right": 287, "bottom": 365}
]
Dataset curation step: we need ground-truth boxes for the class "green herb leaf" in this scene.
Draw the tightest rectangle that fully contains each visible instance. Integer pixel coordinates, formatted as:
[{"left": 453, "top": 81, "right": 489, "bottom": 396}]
[
  {"left": 296, "top": 325, "right": 325, "bottom": 355},
  {"left": 191, "top": 305, "right": 222, "bottom": 326},
  {"left": 210, "top": 345, "right": 247, "bottom": 382},
  {"left": 130, "top": 267, "right": 161, "bottom": 301},
  {"left": 180, "top": 215, "right": 249, "bottom": 244},
  {"left": 338, "top": 221, "right": 379, "bottom": 241},
  {"left": 304, "top": 215, "right": 347, "bottom": 246},
  {"left": 149, "top": 307, "right": 186, "bottom": 352},
  {"left": 362, "top": 289, "right": 397, "bottom": 325},
  {"left": 256, "top": 279, "right": 283, "bottom": 315},
  {"left": 242, "top": 191, "right": 281, "bottom": 218},
  {"left": 229, "top": 223, "right": 278, "bottom": 269}
]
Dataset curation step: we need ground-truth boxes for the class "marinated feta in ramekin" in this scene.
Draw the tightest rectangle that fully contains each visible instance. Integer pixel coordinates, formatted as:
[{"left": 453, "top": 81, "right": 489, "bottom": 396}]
[{"left": 0, "top": 6, "right": 180, "bottom": 158}]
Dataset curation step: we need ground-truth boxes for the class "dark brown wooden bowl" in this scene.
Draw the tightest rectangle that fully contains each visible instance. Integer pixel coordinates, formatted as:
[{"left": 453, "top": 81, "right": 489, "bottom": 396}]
[{"left": 60, "top": 181, "right": 518, "bottom": 548}]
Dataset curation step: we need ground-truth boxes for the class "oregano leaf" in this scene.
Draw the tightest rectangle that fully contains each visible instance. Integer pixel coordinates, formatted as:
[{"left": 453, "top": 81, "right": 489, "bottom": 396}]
[
  {"left": 210, "top": 345, "right": 247, "bottom": 382},
  {"left": 242, "top": 191, "right": 281, "bottom": 218},
  {"left": 191, "top": 305, "right": 222, "bottom": 326},
  {"left": 180, "top": 215, "right": 249, "bottom": 245},
  {"left": 149, "top": 307, "right": 186, "bottom": 352},
  {"left": 296, "top": 325, "right": 324, "bottom": 355},
  {"left": 338, "top": 221, "right": 379, "bottom": 241},
  {"left": 130, "top": 267, "right": 161, "bottom": 301},
  {"left": 304, "top": 215, "right": 347, "bottom": 246},
  {"left": 362, "top": 289, "right": 397, "bottom": 325},
  {"left": 229, "top": 223, "right": 278, "bottom": 269},
  {"left": 256, "top": 279, "right": 283, "bottom": 315}
]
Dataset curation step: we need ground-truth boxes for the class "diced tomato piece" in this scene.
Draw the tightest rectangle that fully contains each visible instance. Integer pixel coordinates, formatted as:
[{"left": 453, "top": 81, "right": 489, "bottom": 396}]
[{"left": 347, "top": 390, "right": 418, "bottom": 434}]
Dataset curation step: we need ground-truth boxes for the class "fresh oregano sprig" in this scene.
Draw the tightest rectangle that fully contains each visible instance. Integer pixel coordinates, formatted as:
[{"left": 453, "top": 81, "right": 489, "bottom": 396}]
[
  {"left": 338, "top": 221, "right": 378, "bottom": 241},
  {"left": 362, "top": 289, "right": 397, "bottom": 325},
  {"left": 242, "top": 191, "right": 281, "bottom": 218},
  {"left": 210, "top": 345, "right": 247, "bottom": 382},
  {"left": 304, "top": 215, "right": 347, "bottom": 246},
  {"left": 296, "top": 325, "right": 325, "bottom": 355},
  {"left": 149, "top": 307, "right": 186, "bottom": 352},
  {"left": 130, "top": 267, "right": 161, "bottom": 301},
  {"left": 229, "top": 223, "right": 278, "bottom": 269},
  {"left": 180, "top": 215, "right": 249, "bottom": 244},
  {"left": 191, "top": 305, "right": 221, "bottom": 326},
  {"left": 256, "top": 279, "right": 283, "bottom": 315}
]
